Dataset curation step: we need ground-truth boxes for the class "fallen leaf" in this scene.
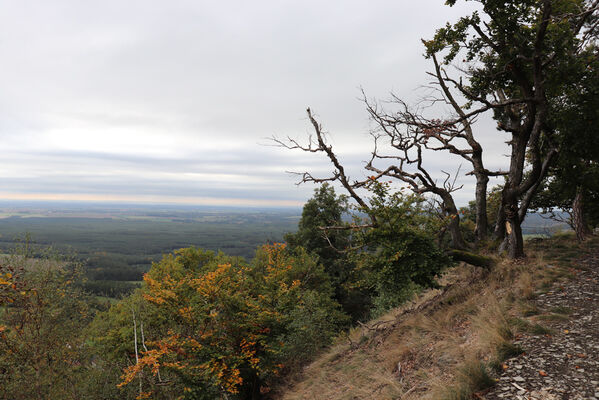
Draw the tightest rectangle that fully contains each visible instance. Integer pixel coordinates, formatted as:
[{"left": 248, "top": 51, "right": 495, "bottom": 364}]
[
  {"left": 539, "top": 370, "right": 548, "bottom": 376},
  {"left": 502, "top": 364, "right": 509, "bottom": 370},
  {"left": 563, "top": 329, "right": 569, "bottom": 334}
]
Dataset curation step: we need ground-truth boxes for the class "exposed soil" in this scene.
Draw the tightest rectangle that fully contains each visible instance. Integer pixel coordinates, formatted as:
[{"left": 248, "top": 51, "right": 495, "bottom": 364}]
[{"left": 484, "top": 249, "right": 599, "bottom": 400}]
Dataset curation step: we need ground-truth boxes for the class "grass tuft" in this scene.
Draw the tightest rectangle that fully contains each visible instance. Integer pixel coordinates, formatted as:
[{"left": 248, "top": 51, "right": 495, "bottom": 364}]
[
  {"left": 529, "top": 323, "right": 553, "bottom": 335},
  {"left": 538, "top": 313, "right": 569, "bottom": 322},
  {"left": 550, "top": 306, "right": 572, "bottom": 315},
  {"left": 440, "top": 360, "right": 496, "bottom": 400},
  {"left": 496, "top": 342, "right": 524, "bottom": 361}
]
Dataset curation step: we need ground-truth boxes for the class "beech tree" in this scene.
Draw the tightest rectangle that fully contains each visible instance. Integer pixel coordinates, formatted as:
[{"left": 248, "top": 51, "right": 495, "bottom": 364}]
[
  {"left": 284, "top": 183, "right": 350, "bottom": 281},
  {"left": 113, "top": 245, "right": 346, "bottom": 399}
]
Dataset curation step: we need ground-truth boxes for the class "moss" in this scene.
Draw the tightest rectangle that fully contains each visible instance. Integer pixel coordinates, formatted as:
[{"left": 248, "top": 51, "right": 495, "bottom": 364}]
[{"left": 447, "top": 249, "right": 495, "bottom": 269}]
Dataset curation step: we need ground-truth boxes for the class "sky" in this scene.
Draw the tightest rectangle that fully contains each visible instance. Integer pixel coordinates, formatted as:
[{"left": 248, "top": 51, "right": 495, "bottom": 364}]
[{"left": 0, "top": 0, "right": 510, "bottom": 208}]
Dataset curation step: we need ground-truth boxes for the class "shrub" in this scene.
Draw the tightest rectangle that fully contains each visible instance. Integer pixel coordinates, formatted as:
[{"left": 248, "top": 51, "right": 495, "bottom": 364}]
[
  {"left": 109, "top": 244, "right": 347, "bottom": 399},
  {"left": 349, "top": 181, "right": 453, "bottom": 315}
]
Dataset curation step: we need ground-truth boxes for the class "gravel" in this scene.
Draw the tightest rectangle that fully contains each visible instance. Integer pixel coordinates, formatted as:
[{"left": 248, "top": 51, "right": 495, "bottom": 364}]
[{"left": 484, "top": 251, "right": 599, "bottom": 400}]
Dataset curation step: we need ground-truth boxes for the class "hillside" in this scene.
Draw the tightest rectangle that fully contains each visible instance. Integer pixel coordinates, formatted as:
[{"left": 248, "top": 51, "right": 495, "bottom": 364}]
[{"left": 275, "top": 234, "right": 599, "bottom": 399}]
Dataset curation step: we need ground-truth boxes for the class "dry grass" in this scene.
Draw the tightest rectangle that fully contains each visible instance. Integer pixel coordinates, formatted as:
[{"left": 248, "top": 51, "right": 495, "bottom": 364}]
[{"left": 275, "top": 235, "right": 597, "bottom": 400}]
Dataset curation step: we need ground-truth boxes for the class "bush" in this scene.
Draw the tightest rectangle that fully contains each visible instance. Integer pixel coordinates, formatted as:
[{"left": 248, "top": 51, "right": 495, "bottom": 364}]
[
  {"left": 98, "top": 244, "right": 347, "bottom": 399},
  {"left": 0, "top": 254, "right": 92, "bottom": 400},
  {"left": 349, "top": 181, "right": 453, "bottom": 316}
]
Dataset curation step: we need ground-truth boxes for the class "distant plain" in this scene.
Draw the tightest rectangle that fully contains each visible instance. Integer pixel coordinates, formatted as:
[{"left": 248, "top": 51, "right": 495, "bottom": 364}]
[
  {"left": 0, "top": 201, "right": 300, "bottom": 297},
  {"left": 0, "top": 201, "right": 567, "bottom": 298}
]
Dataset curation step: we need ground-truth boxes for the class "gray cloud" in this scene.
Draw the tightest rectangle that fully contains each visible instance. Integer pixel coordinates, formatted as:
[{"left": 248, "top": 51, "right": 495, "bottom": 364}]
[{"left": 0, "top": 0, "right": 508, "bottom": 207}]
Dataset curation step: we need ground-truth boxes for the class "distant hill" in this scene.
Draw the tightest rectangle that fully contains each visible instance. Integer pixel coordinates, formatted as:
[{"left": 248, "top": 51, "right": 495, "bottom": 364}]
[{"left": 522, "top": 211, "right": 571, "bottom": 236}]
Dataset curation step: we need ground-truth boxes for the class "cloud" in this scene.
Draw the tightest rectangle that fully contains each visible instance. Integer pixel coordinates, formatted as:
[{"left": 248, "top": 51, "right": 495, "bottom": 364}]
[{"left": 0, "top": 0, "right": 507, "bottom": 207}]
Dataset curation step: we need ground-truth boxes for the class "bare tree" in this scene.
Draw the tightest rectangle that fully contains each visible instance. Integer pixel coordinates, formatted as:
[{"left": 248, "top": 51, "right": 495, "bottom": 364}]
[
  {"left": 362, "top": 51, "right": 510, "bottom": 244},
  {"left": 362, "top": 107, "right": 467, "bottom": 250},
  {"left": 274, "top": 108, "right": 468, "bottom": 250},
  {"left": 272, "top": 108, "right": 375, "bottom": 229}
]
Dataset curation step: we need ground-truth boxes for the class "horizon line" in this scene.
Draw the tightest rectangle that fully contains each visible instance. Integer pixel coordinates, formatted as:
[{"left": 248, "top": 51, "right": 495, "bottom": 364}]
[{"left": 0, "top": 192, "right": 304, "bottom": 209}]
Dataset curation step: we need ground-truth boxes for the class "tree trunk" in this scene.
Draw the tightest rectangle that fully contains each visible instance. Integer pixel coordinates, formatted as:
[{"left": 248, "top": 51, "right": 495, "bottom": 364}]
[
  {"left": 474, "top": 173, "right": 489, "bottom": 242},
  {"left": 505, "top": 199, "right": 525, "bottom": 259},
  {"left": 498, "top": 126, "right": 533, "bottom": 259},
  {"left": 494, "top": 200, "right": 506, "bottom": 241},
  {"left": 440, "top": 192, "right": 467, "bottom": 250},
  {"left": 448, "top": 213, "right": 466, "bottom": 250},
  {"left": 251, "top": 374, "right": 263, "bottom": 400},
  {"left": 447, "top": 249, "right": 495, "bottom": 269},
  {"left": 573, "top": 186, "right": 591, "bottom": 242}
]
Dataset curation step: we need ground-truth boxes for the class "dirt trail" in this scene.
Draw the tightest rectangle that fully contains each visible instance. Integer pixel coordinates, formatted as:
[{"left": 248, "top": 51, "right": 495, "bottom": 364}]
[{"left": 484, "top": 250, "right": 599, "bottom": 400}]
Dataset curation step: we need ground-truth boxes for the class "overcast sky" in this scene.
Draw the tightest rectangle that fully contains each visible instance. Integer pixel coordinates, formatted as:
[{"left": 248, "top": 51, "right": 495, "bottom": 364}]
[{"left": 0, "top": 0, "right": 510, "bottom": 208}]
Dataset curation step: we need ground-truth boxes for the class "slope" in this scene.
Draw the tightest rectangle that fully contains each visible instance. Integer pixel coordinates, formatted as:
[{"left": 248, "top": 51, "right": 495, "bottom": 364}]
[{"left": 274, "top": 234, "right": 598, "bottom": 399}]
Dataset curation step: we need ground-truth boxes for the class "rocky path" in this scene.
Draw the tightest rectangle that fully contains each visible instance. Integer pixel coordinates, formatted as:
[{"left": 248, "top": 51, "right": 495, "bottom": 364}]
[{"left": 484, "top": 251, "right": 599, "bottom": 400}]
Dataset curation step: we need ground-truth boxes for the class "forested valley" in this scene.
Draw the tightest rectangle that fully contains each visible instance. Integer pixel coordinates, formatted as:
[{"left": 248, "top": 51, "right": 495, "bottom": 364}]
[{"left": 0, "top": 205, "right": 299, "bottom": 298}]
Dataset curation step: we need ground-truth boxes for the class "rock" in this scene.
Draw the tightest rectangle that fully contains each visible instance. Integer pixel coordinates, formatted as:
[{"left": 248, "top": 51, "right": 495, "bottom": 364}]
[{"left": 483, "top": 248, "right": 599, "bottom": 400}]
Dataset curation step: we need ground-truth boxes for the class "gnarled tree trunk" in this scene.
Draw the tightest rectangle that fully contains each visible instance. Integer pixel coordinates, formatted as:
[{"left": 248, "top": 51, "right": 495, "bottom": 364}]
[
  {"left": 573, "top": 186, "right": 591, "bottom": 242},
  {"left": 505, "top": 199, "right": 525, "bottom": 259},
  {"left": 474, "top": 172, "right": 489, "bottom": 242},
  {"left": 440, "top": 191, "right": 467, "bottom": 250}
]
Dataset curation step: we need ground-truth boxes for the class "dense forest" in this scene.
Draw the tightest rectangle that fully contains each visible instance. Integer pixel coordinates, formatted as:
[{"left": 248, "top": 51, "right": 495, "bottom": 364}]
[
  {"left": 2, "top": 0, "right": 599, "bottom": 399},
  {"left": 0, "top": 206, "right": 299, "bottom": 297}
]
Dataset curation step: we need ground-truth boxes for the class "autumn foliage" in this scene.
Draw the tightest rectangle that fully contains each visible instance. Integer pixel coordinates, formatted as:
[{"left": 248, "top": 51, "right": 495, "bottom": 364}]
[
  {"left": 0, "top": 254, "right": 92, "bottom": 400},
  {"left": 115, "top": 244, "right": 346, "bottom": 399}
]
